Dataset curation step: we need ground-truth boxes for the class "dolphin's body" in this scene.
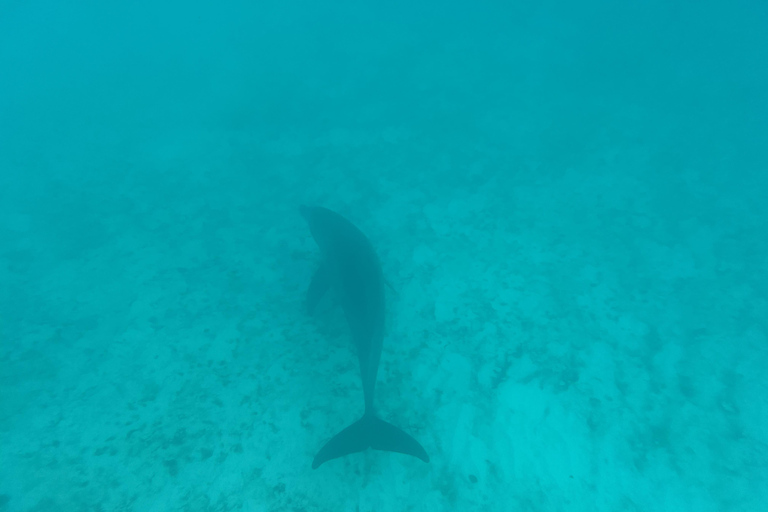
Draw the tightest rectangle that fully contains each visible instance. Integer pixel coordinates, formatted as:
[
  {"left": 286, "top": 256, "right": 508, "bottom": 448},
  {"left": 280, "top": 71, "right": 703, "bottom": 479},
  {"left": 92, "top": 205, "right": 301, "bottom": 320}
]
[{"left": 300, "top": 205, "right": 429, "bottom": 469}]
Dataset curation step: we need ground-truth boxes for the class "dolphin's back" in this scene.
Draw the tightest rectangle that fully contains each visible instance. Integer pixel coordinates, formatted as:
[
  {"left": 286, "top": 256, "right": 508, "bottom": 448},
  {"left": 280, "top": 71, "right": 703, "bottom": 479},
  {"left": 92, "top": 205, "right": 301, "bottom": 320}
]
[{"left": 302, "top": 206, "right": 384, "bottom": 358}]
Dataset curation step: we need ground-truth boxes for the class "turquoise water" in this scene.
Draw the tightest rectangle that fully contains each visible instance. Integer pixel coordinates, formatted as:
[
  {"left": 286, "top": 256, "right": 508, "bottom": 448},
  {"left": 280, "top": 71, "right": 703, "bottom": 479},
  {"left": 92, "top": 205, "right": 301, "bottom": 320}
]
[{"left": 1, "top": 1, "right": 766, "bottom": 510}]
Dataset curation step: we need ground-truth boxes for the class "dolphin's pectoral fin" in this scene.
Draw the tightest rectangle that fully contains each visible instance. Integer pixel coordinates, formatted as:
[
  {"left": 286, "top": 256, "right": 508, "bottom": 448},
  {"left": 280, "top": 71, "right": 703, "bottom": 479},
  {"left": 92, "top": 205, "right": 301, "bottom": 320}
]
[
  {"left": 306, "top": 263, "right": 331, "bottom": 315},
  {"left": 312, "top": 413, "right": 429, "bottom": 469}
]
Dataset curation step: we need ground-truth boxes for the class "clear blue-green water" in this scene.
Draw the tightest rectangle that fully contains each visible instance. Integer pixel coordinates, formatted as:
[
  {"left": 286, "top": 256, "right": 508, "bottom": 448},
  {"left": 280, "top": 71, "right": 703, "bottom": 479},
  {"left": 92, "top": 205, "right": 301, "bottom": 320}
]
[{"left": 1, "top": 1, "right": 766, "bottom": 510}]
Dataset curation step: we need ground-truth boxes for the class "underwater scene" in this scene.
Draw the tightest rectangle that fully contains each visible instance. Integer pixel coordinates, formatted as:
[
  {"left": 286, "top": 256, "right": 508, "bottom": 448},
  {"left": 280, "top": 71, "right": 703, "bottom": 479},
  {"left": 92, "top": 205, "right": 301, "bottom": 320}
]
[{"left": 1, "top": 1, "right": 766, "bottom": 510}]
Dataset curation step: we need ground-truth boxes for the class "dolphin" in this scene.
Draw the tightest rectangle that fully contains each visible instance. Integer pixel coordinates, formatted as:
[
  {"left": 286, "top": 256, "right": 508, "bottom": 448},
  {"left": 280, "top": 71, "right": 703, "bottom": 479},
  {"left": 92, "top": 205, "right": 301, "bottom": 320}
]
[{"left": 300, "top": 205, "right": 429, "bottom": 469}]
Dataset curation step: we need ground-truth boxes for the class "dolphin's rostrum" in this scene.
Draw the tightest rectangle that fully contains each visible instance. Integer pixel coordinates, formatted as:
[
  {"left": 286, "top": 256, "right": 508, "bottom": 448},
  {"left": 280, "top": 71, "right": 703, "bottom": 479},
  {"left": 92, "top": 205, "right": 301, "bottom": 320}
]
[{"left": 300, "top": 205, "right": 429, "bottom": 469}]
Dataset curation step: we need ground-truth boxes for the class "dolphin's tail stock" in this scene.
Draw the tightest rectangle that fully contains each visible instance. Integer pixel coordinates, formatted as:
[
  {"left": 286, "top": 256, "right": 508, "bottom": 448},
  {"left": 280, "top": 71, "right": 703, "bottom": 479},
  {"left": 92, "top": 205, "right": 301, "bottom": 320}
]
[{"left": 312, "top": 412, "right": 429, "bottom": 469}]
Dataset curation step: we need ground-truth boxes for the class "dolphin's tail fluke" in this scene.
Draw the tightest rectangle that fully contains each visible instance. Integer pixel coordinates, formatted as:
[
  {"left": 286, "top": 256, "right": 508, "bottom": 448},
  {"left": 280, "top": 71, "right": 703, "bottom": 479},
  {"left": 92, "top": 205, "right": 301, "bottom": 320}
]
[{"left": 312, "top": 412, "right": 429, "bottom": 469}]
